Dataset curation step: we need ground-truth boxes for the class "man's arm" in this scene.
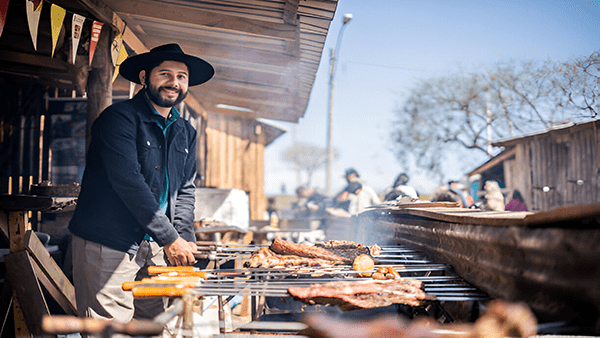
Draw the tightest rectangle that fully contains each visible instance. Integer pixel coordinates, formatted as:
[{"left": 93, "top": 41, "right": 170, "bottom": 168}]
[{"left": 167, "top": 124, "right": 198, "bottom": 265}]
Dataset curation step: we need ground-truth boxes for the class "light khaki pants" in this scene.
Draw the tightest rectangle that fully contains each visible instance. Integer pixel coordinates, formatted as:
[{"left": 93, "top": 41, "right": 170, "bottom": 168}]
[{"left": 72, "top": 235, "right": 167, "bottom": 323}]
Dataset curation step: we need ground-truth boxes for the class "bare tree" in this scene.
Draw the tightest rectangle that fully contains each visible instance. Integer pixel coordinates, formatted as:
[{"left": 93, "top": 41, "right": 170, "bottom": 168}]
[
  {"left": 391, "top": 53, "right": 599, "bottom": 180},
  {"left": 281, "top": 142, "right": 339, "bottom": 187}
]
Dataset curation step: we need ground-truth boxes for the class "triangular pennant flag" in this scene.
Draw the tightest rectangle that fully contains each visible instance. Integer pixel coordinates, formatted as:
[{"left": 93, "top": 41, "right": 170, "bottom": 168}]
[
  {"left": 112, "top": 42, "right": 128, "bottom": 83},
  {"left": 25, "top": 0, "right": 43, "bottom": 50},
  {"left": 50, "top": 4, "right": 66, "bottom": 57},
  {"left": 71, "top": 13, "right": 85, "bottom": 64},
  {"left": 0, "top": 0, "right": 11, "bottom": 38},
  {"left": 110, "top": 31, "right": 123, "bottom": 67},
  {"left": 89, "top": 21, "right": 103, "bottom": 66}
]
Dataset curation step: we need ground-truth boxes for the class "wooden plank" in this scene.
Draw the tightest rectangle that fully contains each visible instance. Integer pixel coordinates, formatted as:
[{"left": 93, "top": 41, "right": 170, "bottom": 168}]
[
  {"left": 0, "top": 50, "right": 68, "bottom": 71},
  {"left": 12, "top": 296, "right": 31, "bottom": 338},
  {"left": 0, "top": 209, "right": 8, "bottom": 241},
  {"left": 105, "top": 0, "right": 297, "bottom": 40},
  {"left": 386, "top": 207, "right": 530, "bottom": 227},
  {"left": 25, "top": 231, "right": 77, "bottom": 315},
  {"left": 0, "top": 195, "right": 77, "bottom": 212},
  {"left": 8, "top": 211, "right": 28, "bottom": 252},
  {"left": 5, "top": 250, "right": 49, "bottom": 336}
]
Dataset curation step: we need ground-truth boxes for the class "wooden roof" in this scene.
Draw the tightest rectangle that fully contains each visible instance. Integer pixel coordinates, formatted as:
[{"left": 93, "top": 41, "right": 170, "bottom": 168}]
[
  {"left": 0, "top": 0, "right": 338, "bottom": 123},
  {"left": 492, "top": 119, "right": 598, "bottom": 147}
]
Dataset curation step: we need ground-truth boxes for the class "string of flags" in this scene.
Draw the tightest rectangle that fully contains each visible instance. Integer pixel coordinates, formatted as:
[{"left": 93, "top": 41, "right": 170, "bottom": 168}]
[{"left": 0, "top": 0, "right": 128, "bottom": 83}]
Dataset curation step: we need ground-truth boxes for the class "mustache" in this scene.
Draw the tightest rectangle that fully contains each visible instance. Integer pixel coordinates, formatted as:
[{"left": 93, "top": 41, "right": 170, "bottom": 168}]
[{"left": 160, "top": 86, "right": 181, "bottom": 93}]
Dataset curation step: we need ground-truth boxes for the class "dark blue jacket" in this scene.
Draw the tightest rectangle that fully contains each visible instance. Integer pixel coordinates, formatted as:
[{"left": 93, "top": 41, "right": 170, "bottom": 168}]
[{"left": 69, "top": 89, "right": 197, "bottom": 254}]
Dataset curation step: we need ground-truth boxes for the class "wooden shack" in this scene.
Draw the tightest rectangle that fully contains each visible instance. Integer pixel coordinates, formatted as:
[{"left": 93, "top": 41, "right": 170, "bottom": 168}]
[
  {"left": 0, "top": 2, "right": 339, "bottom": 335},
  {"left": 468, "top": 119, "right": 600, "bottom": 211},
  {"left": 0, "top": 0, "right": 339, "bottom": 220}
]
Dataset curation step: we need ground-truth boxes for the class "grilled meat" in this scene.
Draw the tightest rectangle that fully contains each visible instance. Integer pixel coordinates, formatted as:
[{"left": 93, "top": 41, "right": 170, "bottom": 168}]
[
  {"left": 288, "top": 279, "right": 435, "bottom": 311},
  {"left": 270, "top": 238, "right": 352, "bottom": 263},
  {"left": 243, "top": 247, "right": 340, "bottom": 269},
  {"left": 315, "top": 240, "right": 382, "bottom": 258}
]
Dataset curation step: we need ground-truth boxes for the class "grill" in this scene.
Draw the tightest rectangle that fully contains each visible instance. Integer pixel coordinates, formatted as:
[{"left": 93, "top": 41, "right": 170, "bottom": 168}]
[
  {"left": 191, "top": 244, "right": 488, "bottom": 302},
  {"left": 135, "top": 240, "right": 491, "bottom": 336}
]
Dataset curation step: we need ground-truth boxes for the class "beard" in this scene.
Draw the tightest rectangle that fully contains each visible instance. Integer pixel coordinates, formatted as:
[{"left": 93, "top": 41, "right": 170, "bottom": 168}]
[{"left": 146, "top": 82, "right": 188, "bottom": 108}]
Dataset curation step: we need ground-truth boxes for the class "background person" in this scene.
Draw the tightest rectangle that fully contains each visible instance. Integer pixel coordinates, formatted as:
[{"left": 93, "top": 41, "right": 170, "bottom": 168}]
[
  {"left": 335, "top": 168, "right": 381, "bottom": 210},
  {"left": 481, "top": 180, "right": 505, "bottom": 211},
  {"left": 292, "top": 186, "right": 331, "bottom": 217},
  {"left": 383, "top": 172, "right": 419, "bottom": 201},
  {"left": 505, "top": 189, "right": 527, "bottom": 211}
]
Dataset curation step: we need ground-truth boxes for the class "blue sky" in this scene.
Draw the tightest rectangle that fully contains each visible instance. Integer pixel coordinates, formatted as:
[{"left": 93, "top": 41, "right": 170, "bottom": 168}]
[{"left": 263, "top": 0, "right": 600, "bottom": 196}]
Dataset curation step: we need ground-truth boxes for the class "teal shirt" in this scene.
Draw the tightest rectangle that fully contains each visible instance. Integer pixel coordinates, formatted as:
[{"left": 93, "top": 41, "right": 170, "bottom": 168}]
[{"left": 144, "top": 96, "right": 180, "bottom": 241}]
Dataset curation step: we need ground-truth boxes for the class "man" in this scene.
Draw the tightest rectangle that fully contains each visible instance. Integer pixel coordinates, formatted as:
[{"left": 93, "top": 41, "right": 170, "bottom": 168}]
[
  {"left": 335, "top": 168, "right": 380, "bottom": 213},
  {"left": 293, "top": 186, "right": 330, "bottom": 217},
  {"left": 68, "top": 44, "right": 214, "bottom": 322},
  {"left": 383, "top": 172, "right": 418, "bottom": 201}
]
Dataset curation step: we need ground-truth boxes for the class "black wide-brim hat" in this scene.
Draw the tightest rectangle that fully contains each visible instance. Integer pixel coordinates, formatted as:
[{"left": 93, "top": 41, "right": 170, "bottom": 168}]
[{"left": 119, "top": 43, "right": 214, "bottom": 86}]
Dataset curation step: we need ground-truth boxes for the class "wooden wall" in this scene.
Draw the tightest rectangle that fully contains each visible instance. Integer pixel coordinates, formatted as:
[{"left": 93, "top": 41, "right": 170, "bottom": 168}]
[
  {"left": 205, "top": 112, "right": 267, "bottom": 220},
  {"left": 503, "top": 121, "right": 599, "bottom": 211}
]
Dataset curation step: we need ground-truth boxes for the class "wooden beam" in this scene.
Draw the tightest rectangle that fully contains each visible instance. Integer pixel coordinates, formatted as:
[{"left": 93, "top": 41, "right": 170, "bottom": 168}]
[
  {"left": 139, "top": 36, "right": 296, "bottom": 68},
  {"left": 0, "top": 195, "right": 77, "bottom": 212},
  {"left": 25, "top": 231, "right": 77, "bottom": 316},
  {"left": 0, "top": 50, "right": 68, "bottom": 71},
  {"left": 5, "top": 250, "right": 50, "bottom": 336},
  {"left": 0, "top": 210, "right": 8, "bottom": 242},
  {"left": 191, "top": 90, "right": 298, "bottom": 114},
  {"left": 201, "top": 101, "right": 300, "bottom": 123},
  {"left": 202, "top": 78, "right": 291, "bottom": 96},
  {"left": 8, "top": 211, "right": 28, "bottom": 253},
  {"left": 194, "top": 83, "right": 296, "bottom": 106},
  {"left": 104, "top": 0, "right": 297, "bottom": 40},
  {"left": 211, "top": 65, "right": 291, "bottom": 88}
]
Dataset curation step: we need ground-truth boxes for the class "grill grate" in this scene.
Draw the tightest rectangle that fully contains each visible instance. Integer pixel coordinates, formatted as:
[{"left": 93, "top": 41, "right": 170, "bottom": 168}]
[{"left": 190, "top": 244, "right": 489, "bottom": 302}]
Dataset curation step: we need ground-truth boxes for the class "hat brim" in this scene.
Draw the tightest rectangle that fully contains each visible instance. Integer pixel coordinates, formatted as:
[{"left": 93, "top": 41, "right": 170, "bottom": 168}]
[{"left": 119, "top": 51, "right": 214, "bottom": 86}]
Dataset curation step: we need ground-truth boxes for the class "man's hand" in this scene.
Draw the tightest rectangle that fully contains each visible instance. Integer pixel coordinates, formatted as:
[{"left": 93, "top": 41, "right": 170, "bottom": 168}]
[{"left": 164, "top": 237, "right": 198, "bottom": 266}]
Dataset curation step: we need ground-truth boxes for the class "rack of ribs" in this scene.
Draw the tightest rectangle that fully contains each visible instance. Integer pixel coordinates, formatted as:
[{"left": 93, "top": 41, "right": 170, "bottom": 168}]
[{"left": 287, "top": 278, "right": 435, "bottom": 311}]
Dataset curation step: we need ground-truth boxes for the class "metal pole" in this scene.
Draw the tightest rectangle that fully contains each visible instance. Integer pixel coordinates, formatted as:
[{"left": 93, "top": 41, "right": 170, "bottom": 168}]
[
  {"left": 325, "top": 14, "right": 352, "bottom": 195},
  {"left": 326, "top": 48, "right": 335, "bottom": 195}
]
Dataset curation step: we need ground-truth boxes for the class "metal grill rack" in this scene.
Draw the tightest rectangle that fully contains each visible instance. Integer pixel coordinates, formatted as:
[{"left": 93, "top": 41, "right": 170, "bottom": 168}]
[{"left": 188, "top": 242, "right": 490, "bottom": 331}]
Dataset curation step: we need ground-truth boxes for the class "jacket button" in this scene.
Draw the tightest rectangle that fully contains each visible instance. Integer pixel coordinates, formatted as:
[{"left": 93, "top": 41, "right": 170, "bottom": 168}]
[
  {"left": 155, "top": 166, "right": 160, "bottom": 170},
  {"left": 158, "top": 145, "right": 162, "bottom": 149},
  {"left": 151, "top": 187, "right": 157, "bottom": 192},
  {"left": 147, "top": 141, "right": 151, "bottom": 146}
]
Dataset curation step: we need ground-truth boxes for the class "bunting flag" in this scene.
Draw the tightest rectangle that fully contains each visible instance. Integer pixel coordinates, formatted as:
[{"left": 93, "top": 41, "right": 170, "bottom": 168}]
[
  {"left": 89, "top": 20, "right": 103, "bottom": 66},
  {"left": 110, "top": 31, "right": 123, "bottom": 67},
  {"left": 25, "top": 0, "right": 43, "bottom": 50},
  {"left": 112, "top": 42, "right": 128, "bottom": 83},
  {"left": 71, "top": 13, "right": 85, "bottom": 64},
  {"left": 0, "top": 0, "right": 10, "bottom": 38},
  {"left": 50, "top": 3, "right": 66, "bottom": 57}
]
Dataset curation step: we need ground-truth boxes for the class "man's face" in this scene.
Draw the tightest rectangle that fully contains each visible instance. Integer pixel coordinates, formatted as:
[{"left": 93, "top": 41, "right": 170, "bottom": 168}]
[
  {"left": 346, "top": 173, "right": 359, "bottom": 183},
  {"left": 144, "top": 60, "right": 189, "bottom": 108}
]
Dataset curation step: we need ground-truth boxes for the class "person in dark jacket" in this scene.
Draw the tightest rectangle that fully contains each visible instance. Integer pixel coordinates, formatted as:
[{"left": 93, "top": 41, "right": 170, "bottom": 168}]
[{"left": 68, "top": 44, "right": 214, "bottom": 322}]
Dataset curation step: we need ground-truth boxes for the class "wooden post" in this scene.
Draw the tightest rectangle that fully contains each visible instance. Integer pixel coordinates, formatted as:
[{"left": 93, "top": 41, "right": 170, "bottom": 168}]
[
  {"left": 8, "top": 211, "right": 28, "bottom": 253},
  {"left": 85, "top": 24, "right": 114, "bottom": 151}
]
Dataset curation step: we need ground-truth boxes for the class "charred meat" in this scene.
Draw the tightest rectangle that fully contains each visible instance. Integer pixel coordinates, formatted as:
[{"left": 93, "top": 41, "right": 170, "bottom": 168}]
[{"left": 288, "top": 279, "right": 435, "bottom": 311}]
